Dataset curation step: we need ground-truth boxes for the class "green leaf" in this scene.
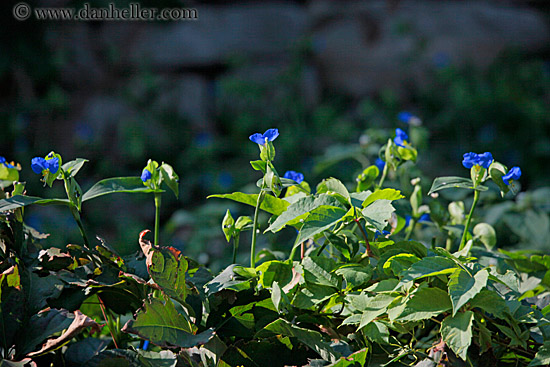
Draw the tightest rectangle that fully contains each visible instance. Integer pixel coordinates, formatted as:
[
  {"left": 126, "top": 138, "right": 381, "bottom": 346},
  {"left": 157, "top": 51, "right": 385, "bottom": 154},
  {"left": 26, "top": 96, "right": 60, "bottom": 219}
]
[
  {"left": 428, "top": 176, "right": 488, "bottom": 195},
  {"left": 397, "top": 145, "right": 417, "bottom": 162},
  {"left": 267, "top": 194, "right": 342, "bottom": 233},
  {"left": 140, "top": 236, "right": 189, "bottom": 305},
  {"left": 335, "top": 264, "right": 373, "bottom": 289},
  {"left": 159, "top": 163, "right": 179, "bottom": 198},
  {"left": 361, "top": 199, "right": 395, "bottom": 231},
  {"left": 528, "top": 341, "right": 550, "bottom": 366},
  {"left": 382, "top": 253, "right": 421, "bottom": 277},
  {"left": 0, "top": 195, "right": 70, "bottom": 211},
  {"left": 302, "top": 256, "right": 340, "bottom": 288},
  {"left": 324, "top": 232, "right": 358, "bottom": 261},
  {"left": 265, "top": 163, "right": 282, "bottom": 197},
  {"left": 473, "top": 223, "right": 497, "bottom": 250},
  {"left": 362, "top": 188, "right": 404, "bottom": 208},
  {"left": 222, "top": 210, "right": 235, "bottom": 242},
  {"left": 293, "top": 283, "right": 336, "bottom": 309},
  {"left": 441, "top": 311, "right": 474, "bottom": 361},
  {"left": 205, "top": 265, "right": 251, "bottom": 295},
  {"left": 208, "top": 192, "right": 289, "bottom": 216},
  {"left": 82, "top": 177, "right": 161, "bottom": 202},
  {"left": 235, "top": 216, "right": 253, "bottom": 231},
  {"left": 399, "top": 256, "right": 457, "bottom": 284},
  {"left": 395, "top": 287, "right": 452, "bottom": 322},
  {"left": 356, "top": 166, "right": 379, "bottom": 192},
  {"left": 489, "top": 161, "right": 510, "bottom": 197},
  {"left": 362, "top": 321, "right": 389, "bottom": 345},
  {"left": 61, "top": 158, "right": 88, "bottom": 178},
  {"left": 66, "top": 176, "right": 83, "bottom": 211},
  {"left": 353, "top": 294, "right": 396, "bottom": 329},
  {"left": 18, "top": 308, "right": 75, "bottom": 356},
  {"left": 256, "top": 261, "right": 293, "bottom": 288},
  {"left": 256, "top": 319, "right": 340, "bottom": 362},
  {"left": 448, "top": 269, "right": 489, "bottom": 316},
  {"left": 469, "top": 290, "right": 509, "bottom": 319},
  {"left": 317, "top": 178, "right": 350, "bottom": 205},
  {"left": 295, "top": 206, "right": 347, "bottom": 246},
  {"left": 0, "top": 165, "right": 19, "bottom": 182},
  {"left": 121, "top": 296, "right": 214, "bottom": 348},
  {"left": 327, "top": 348, "right": 368, "bottom": 367},
  {"left": 250, "top": 160, "right": 267, "bottom": 173}
]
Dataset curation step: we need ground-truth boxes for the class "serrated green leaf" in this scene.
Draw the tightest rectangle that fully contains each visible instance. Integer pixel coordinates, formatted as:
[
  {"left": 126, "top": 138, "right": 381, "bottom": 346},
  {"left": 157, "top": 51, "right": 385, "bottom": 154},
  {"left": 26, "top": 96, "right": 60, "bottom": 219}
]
[
  {"left": 382, "top": 253, "right": 421, "bottom": 277},
  {"left": 361, "top": 199, "right": 395, "bottom": 231},
  {"left": 441, "top": 311, "right": 474, "bottom": 361},
  {"left": 82, "top": 177, "right": 161, "bottom": 202},
  {"left": 317, "top": 178, "right": 350, "bottom": 203},
  {"left": 428, "top": 176, "right": 488, "bottom": 195},
  {"left": 121, "top": 296, "right": 214, "bottom": 348},
  {"left": 528, "top": 341, "right": 550, "bottom": 366},
  {"left": 395, "top": 287, "right": 452, "bottom": 322},
  {"left": 356, "top": 166, "right": 379, "bottom": 192},
  {"left": 469, "top": 289, "right": 508, "bottom": 319},
  {"left": 295, "top": 206, "right": 346, "bottom": 246},
  {"left": 335, "top": 264, "right": 373, "bottom": 289},
  {"left": 448, "top": 269, "right": 489, "bottom": 316},
  {"left": 362, "top": 322, "right": 389, "bottom": 345},
  {"left": 302, "top": 256, "right": 340, "bottom": 288},
  {"left": 256, "top": 260, "right": 293, "bottom": 288},
  {"left": 208, "top": 192, "right": 289, "bottom": 216},
  {"left": 399, "top": 256, "right": 457, "bottom": 284},
  {"left": 267, "top": 194, "right": 342, "bottom": 233},
  {"left": 362, "top": 188, "right": 404, "bottom": 208},
  {"left": 256, "top": 319, "right": 340, "bottom": 362}
]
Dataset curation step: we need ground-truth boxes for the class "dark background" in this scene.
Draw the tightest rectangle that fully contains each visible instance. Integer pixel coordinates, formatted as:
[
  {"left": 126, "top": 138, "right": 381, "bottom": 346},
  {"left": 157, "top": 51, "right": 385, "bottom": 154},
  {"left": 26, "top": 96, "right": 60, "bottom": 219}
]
[{"left": 1, "top": 0, "right": 549, "bottom": 268}]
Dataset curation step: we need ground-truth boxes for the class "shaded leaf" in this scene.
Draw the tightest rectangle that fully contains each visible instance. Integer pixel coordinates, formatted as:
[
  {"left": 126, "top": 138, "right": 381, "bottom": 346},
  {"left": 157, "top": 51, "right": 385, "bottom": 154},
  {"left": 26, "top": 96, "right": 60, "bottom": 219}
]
[
  {"left": 361, "top": 199, "right": 395, "bottom": 232},
  {"left": 440, "top": 311, "right": 474, "bottom": 361},
  {"left": 448, "top": 269, "right": 489, "bottom": 316},
  {"left": 295, "top": 206, "right": 346, "bottom": 246},
  {"left": 82, "top": 177, "right": 161, "bottom": 202},
  {"left": 428, "top": 176, "right": 488, "bottom": 195},
  {"left": 395, "top": 287, "right": 452, "bottom": 322}
]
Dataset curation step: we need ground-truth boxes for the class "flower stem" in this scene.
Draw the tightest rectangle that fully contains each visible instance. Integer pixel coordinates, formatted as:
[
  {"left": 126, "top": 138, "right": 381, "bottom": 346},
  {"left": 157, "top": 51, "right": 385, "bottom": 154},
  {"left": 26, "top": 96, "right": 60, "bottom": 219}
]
[
  {"left": 459, "top": 189, "right": 480, "bottom": 251},
  {"left": 70, "top": 205, "right": 90, "bottom": 248},
  {"left": 378, "top": 162, "right": 389, "bottom": 189},
  {"left": 404, "top": 218, "right": 416, "bottom": 241},
  {"left": 232, "top": 233, "right": 240, "bottom": 264},
  {"left": 250, "top": 191, "right": 265, "bottom": 268},
  {"left": 154, "top": 193, "right": 161, "bottom": 246}
]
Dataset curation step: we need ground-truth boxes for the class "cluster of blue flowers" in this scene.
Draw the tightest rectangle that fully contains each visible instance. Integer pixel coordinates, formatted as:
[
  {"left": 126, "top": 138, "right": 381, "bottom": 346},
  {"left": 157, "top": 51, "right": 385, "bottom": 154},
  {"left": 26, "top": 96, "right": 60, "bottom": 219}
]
[
  {"left": 0, "top": 157, "right": 15, "bottom": 169},
  {"left": 31, "top": 156, "right": 59, "bottom": 175},
  {"left": 462, "top": 152, "right": 493, "bottom": 169}
]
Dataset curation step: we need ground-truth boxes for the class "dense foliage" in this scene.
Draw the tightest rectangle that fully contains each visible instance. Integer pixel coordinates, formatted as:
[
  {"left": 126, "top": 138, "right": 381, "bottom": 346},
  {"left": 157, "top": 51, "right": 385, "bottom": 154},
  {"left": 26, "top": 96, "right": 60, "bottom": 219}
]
[{"left": 0, "top": 125, "right": 549, "bottom": 367}]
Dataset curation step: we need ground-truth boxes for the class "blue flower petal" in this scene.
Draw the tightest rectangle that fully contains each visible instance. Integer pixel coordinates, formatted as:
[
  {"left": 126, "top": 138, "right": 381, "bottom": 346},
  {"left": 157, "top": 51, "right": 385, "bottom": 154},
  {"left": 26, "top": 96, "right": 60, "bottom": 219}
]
[
  {"left": 398, "top": 111, "right": 413, "bottom": 123},
  {"left": 477, "top": 152, "right": 493, "bottom": 169},
  {"left": 263, "top": 128, "right": 279, "bottom": 142},
  {"left": 405, "top": 215, "right": 412, "bottom": 227},
  {"left": 394, "top": 128, "right": 409, "bottom": 147},
  {"left": 31, "top": 157, "right": 48, "bottom": 174},
  {"left": 419, "top": 213, "right": 431, "bottom": 222},
  {"left": 141, "top": 169, "right": 152, "bottom": 182},
  {"left": 249, "top": 133, "right": 265, "bottom": 145},
  {"left": 0, "top": 157, "right": 5, "bottom": 164},
  {"left": 283, "top": 170, "right": 304, "bottom": 184},
  {"left": 462, "top": 152, "right": 478, "bottom": 169},
  {"left": 502, "top": 166, "right": 521, "bottom": 185},
  {"left": 46, "top": 157, "right": 59, "bottom": 174},
  {"left": 375, "top": 158, "right": 385, "bottom": 172}
]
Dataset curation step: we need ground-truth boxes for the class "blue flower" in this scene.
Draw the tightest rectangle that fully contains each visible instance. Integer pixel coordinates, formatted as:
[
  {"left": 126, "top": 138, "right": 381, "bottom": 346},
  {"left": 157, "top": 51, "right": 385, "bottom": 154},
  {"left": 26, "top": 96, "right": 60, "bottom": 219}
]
[
  {"left": 398, "top": 112, "right": 413, "bottom": 123},
  {"left": 249, "top": 128, "right": 279, "bottom": 145},
  {"left": 462, "top": 152, "right": 493, "bottom": 169},
  {"left": 405, "top": 215, "right": 412, "bottom": 227},
  {"left": 141, "top": 169, "right": 152, "bottom": 182},
  {"left": 374, "top": 230, "right": 391, "bottom": 240},
  {"left": 31, "top": 157, "right": 59, "bottom": 174},
  {"left": 283, "top": 170, "right": 304, "bottom": 184},
  {"left": 502, "top": 166, "right": 521, "bottom": 185},
  {"left": 375, "top": 158, "right": 385, "bottom": 172},
  {"left": 394, "top": 128, "right": 409, "bottom": 147},
  {"left": 419, "top": 213, "right": 431, "bottom": 222},
  {"left": 0, "top": 156, "right": 13, "bottom": 168}
]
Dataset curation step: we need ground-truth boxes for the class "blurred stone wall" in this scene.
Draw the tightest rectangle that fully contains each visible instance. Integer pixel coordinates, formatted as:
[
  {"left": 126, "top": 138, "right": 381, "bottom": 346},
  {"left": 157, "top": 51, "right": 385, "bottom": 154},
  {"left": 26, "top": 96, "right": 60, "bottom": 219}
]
[{"left": 15, "top": 0, "right": 550, "bottom": 156}]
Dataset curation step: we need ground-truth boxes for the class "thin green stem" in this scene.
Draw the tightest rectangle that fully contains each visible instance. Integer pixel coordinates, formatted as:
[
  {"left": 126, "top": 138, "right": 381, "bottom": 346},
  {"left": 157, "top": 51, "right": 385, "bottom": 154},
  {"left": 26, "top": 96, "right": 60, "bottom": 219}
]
[
  {"left": 71, "top": 205, "right": 90, "bottom": 248},
  {"left": 459, "top": 190, "right": 480, "bottom": 251},
  {"left": 154, "top": 193, "right": 162, "bottom": 246},
  {"left": 377, "top": 162, "right": 389, "bottom": 189},
  {"left": 250, "top": 191, "right": 265, "bottom": 268},
  {"left": 404, "top": 219, "right": 416, "bottom": 241},
  {"left": 232, "top": 233, "right": 240, "bottom": 264}
]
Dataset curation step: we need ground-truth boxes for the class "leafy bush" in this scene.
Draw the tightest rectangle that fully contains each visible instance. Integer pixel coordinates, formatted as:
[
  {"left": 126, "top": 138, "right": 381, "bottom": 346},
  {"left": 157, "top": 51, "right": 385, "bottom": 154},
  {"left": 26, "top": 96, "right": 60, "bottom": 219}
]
[{"left": 0, "top": 125, "right": 549, "bottom": 366}]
